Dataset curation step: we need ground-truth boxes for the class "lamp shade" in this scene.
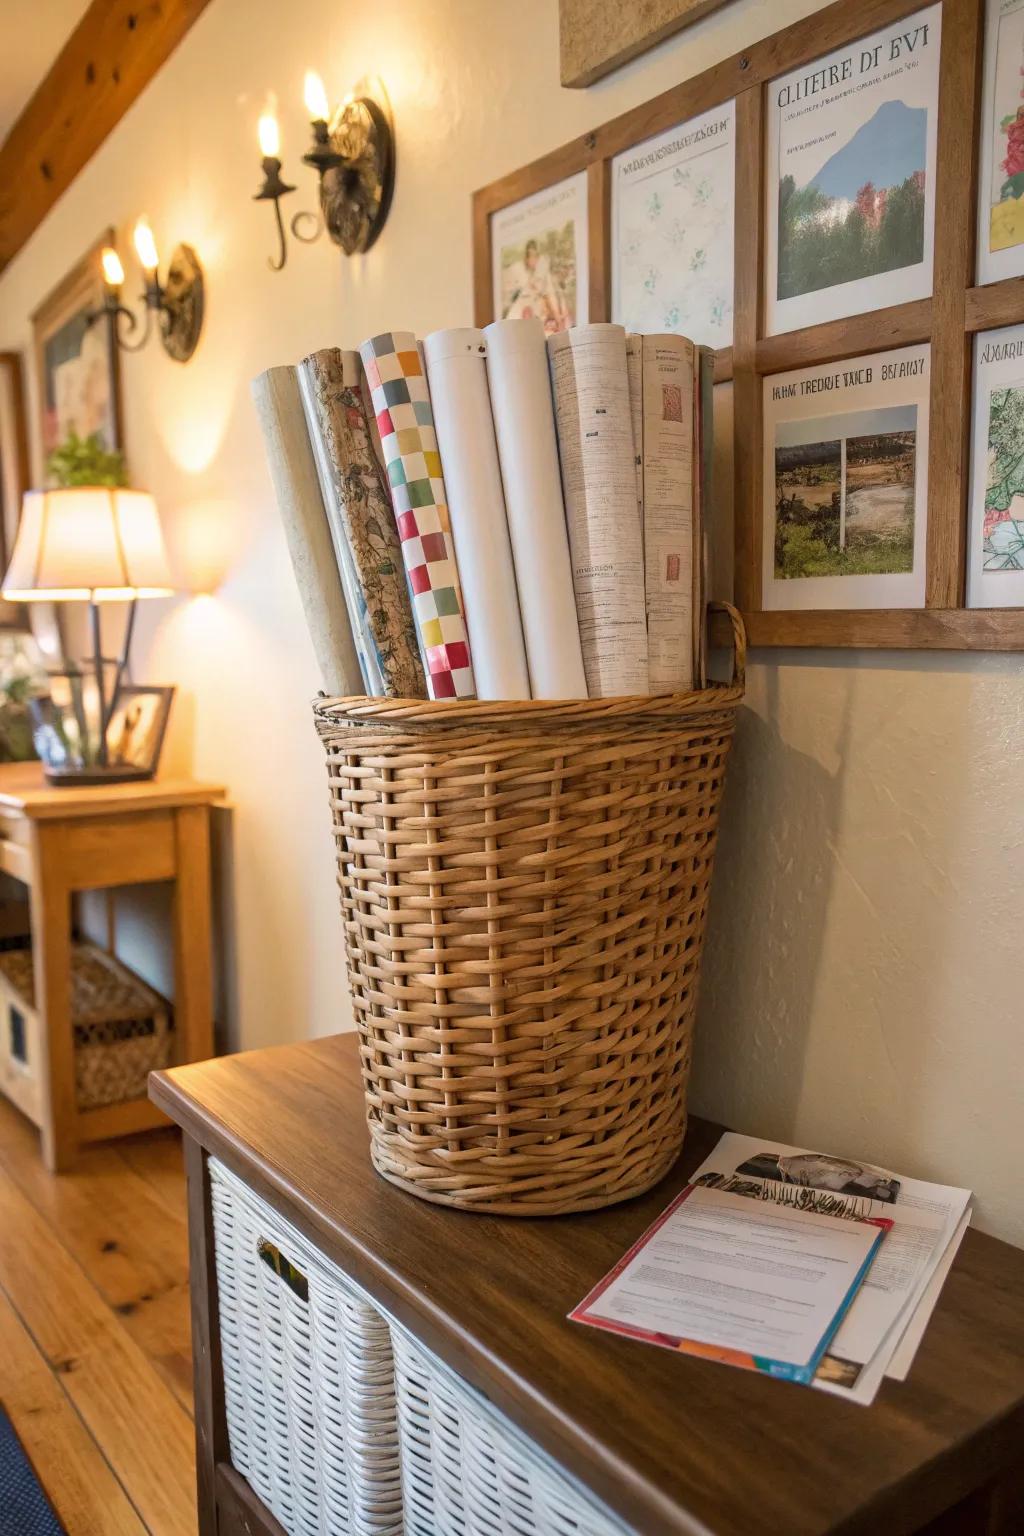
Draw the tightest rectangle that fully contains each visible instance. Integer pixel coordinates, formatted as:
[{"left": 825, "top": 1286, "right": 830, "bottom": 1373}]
[{"left": 1, "top": 487, "right": 174, "bottom": 602}]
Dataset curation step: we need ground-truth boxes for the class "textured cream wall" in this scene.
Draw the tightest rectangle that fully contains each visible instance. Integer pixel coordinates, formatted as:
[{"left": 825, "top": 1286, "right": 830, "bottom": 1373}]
[{"left": 1, "top": 0, "right": 1019, "bottom": 1244}]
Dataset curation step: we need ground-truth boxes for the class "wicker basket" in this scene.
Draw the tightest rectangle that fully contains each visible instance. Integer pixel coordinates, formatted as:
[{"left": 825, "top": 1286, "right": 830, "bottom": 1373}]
[
  {"left": 210, "top": 1156, "right": 627, "bottom": 1536},
  {"left": 0, "top": 942, "right": 172, "bottom": 1111},
  {"left": 314, "top": 602, "right": 745, "bottom": 1216}
]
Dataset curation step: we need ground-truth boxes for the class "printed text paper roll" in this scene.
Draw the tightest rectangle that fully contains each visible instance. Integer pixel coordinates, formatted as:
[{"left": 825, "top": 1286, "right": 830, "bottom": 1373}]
[{"left": 548, "top": 324, "right": 649, "bottom": 696}]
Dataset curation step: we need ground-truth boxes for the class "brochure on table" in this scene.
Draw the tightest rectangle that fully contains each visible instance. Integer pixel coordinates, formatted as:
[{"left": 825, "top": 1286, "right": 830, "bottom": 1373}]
[
  {"left": 688, "top": 1132, "right": 971, "bottom": 1405},
  {"left": 570, "top": 1181, "right": 891, "bottom": 1384}
]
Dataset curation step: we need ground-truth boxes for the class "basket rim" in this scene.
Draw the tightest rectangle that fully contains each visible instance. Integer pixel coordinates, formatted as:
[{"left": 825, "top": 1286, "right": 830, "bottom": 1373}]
[{"left": 314, "top": 602, "right": 745, "bottom": 731}]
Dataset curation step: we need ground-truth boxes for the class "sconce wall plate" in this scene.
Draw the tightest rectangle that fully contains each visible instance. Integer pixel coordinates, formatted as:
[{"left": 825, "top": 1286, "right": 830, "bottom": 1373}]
[
  {"left": 160, "top": 244, "right": 204, "bottom": 362},
  {"left": 316, "top": 95, "right": 394, "bottom": 255}
]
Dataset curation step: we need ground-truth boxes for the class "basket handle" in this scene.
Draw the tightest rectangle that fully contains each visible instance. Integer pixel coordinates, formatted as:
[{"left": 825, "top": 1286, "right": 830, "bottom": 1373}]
[
  {"left": 709, "top": 601, "right": 746, "bottom": 691},
  {"left": 257, "top": 1237, "right": 309, "bottom": 1301}
]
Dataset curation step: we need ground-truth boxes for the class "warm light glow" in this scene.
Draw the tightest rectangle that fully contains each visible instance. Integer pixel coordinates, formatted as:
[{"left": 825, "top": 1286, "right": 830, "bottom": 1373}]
[
  {"left": 101, "top": 246, "right": 124, "bottom": 288},
  {"left": 304, "top": 69, "right": 329, "bottom": 122},
  {"left": 2, "top": 488, "right": 175, "bottom": 602},
  {"left": 133, "top": 216, "right": 159, "bottom": 275},
  {"left": 258, "top": 110, "right": 280, "bottom": 158}
]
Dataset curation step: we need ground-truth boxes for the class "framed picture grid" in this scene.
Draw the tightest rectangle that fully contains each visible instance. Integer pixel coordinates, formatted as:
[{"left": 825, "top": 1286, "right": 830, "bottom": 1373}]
[{"left": 474, "top": 0, "right": 1024, "bottom": 651}]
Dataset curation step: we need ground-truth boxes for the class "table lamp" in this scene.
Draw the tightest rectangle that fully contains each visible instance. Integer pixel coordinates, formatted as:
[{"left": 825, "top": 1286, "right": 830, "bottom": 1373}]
[{"left": 1, "top": 487, "right": 174, "bottom": 783}]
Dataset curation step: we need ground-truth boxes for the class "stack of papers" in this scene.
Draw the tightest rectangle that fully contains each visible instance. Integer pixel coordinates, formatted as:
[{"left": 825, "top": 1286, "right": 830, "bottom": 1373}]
[{"left": 571, "top": 1132, "right": 970, "bottom": 1403}]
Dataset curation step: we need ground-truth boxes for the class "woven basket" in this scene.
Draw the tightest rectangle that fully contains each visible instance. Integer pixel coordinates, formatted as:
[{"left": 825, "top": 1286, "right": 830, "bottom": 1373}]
[
  {"left": 0, "top": 942, "right": 172, "bottom": 1111},
  {"left": 314, "top": 602, "right": 745, "bottom": 1216}
]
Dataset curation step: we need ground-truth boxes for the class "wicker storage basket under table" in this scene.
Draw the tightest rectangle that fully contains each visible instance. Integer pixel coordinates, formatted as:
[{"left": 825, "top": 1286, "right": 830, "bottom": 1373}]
[
  {"left": 314, "top": 602, "right": 745, "bottom": 1217},
  {"left": 0, "top": 941, "right": 172, "bottom": 1112}
]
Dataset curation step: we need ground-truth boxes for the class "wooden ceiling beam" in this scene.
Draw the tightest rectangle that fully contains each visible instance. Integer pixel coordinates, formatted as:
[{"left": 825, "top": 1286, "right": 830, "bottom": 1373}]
[{"left": 0, "top": 0, "right": 215, "bottom": 276}]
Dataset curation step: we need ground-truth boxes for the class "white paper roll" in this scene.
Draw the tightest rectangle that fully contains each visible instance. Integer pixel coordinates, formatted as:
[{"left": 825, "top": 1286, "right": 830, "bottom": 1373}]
[
  {"left": 484, "top": 318, "right": 587, "bottom": 699},
  {"left": 423, "top": 328, "right": 530, "bottom": 700}
]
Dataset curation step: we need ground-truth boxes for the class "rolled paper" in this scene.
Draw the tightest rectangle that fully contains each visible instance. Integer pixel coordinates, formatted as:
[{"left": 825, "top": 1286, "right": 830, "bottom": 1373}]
[
  {"left": 547, "top": 324, "right": 649, "bottom": 696},
  {"left": 358, "top": 331, "right": 476, "bottom": 700},
  {"left": 484, "top": 318, "right": 587, "bottom": 698},
  {"left": 299, "top": 348, "right": 426, "bottom": 698},
  {"left": 251, "top": 366, "right": 363, "bottom": 696},
  {"left": 423, "top": 328, "right": 530, "bottom": 700}
]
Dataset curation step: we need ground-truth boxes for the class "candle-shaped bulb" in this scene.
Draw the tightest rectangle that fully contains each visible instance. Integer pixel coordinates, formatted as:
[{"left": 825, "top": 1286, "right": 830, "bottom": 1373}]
[
  {"left": 133, "top": 217, "right": 159, "bottom": 276},
  {"left": 101, "top": 246, "right": 125, "bottom": 289},
  {"left": 258, "top": 110, "right": 280, "bottom": 159},
  {"left": 304, "top": 70, "right": 329, "bottom": 122}
]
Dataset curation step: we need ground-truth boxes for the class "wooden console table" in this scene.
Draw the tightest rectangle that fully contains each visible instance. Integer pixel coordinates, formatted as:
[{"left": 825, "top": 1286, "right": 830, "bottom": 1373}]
[
  {"left": 0, "top": 763, "right": 224, "bottom": 1171},
  {"left": 152, "top": 1034, "right": 1024, "bottom": 1536}
]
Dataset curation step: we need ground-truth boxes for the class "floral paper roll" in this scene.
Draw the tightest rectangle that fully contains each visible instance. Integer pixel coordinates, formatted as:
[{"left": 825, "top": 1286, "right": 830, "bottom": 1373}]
[
  {"left": 358, "top": 331, "right": 476, "bottom": 700},
  {"left": 299, "top": 348, "right": 425, "bottom": 698}
]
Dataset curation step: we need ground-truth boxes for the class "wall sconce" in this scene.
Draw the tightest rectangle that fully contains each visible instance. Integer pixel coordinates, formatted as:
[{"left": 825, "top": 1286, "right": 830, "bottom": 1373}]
[
  {"left": 253, "top": 73, "right": 395, "bottom": 271},
  {"left": 94, "top": 219, "right": 205, "bottom": 362}
]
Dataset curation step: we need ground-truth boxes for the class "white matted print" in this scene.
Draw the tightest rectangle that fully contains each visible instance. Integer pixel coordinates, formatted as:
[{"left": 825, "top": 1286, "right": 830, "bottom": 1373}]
[
  {"left": 978, "top": 0, "right": 1024, "bottom": 285},
  {"left": 968, "top": 325, "right": 1024, "bottom": 605},
  {"left": 764, "top": 6, "right": 940, "bottom": 337},
  {"left": 491, "top": 172, "right": 588, "bottom": 336},
  {"left": 763, "top": 345, "right": 930, "bottom": 611},
  {"left": 611, "top": 100, "right": 735, "bottom": 348}
]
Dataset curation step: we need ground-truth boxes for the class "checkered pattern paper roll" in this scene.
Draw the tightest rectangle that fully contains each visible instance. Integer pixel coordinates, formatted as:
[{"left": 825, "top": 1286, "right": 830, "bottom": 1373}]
[{"left": 359, "top": 332, "right": 476, "bottom": 700}]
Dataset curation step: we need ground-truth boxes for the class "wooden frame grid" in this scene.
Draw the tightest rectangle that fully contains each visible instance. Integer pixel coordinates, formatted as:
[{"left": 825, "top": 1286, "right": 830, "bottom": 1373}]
[{"left": 473, "top": 0, "right": 1024, "bottom": 650}]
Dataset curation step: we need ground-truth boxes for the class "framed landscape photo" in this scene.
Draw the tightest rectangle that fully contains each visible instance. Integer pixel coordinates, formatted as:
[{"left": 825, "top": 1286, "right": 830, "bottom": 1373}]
[
  {"left": 611, "top": 99, "right": 735, "bottom": 348},
  {"left": 764, "top": 6, "right": 941, "bottom": 337},
  {"left": 490, "top": 172, "right": 588, "bottom": 335},
  {"left": 762, "top": 345, "right": 930, "bottom": 612},
  {"left": 32, "top": 231, "right": 123, "bottom": 466},
  {"left": 977, "top": 0, "right": 1024, "bottom": 286}
]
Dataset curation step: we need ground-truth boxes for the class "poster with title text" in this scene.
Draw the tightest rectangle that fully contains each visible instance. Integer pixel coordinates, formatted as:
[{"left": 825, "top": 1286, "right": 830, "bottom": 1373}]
[
  {"left": 763, "top": 345, "right": 930, "bottom": 611},
  {"left": 491, "top": 173, "right": 588, "bottom": 337},
  {"left": 611, "top": 100, "right": 735, "bottom": 348},
  {"left": 764, "top": 6, "right": 940, "bottom": 337},
  {"left": 977, "top": 0, "right": 1024, "bottom": 285},
  {"left": 968, "top": 324, "right": 1024, "bottom": 606}
]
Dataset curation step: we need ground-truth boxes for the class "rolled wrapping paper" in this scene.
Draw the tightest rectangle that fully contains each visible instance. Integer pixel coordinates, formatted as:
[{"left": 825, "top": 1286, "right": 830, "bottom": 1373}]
[
  {"left": 297, "top": 362, "right": 384, "bottom": 695},
  {"left": 422, "top": 328, "right": 530, "bottom": 700},
  {"left": 483, "top": 319, "right": 587, "bottom": 699},
  {"left": 358, "top": 332, "right": 476, "bottom": 700},
  {"left": 250, "top": 367, "right": 363, "bottom": 696},
  {"left": 298, "top": 347, "right": 426, "bottom": 698}
]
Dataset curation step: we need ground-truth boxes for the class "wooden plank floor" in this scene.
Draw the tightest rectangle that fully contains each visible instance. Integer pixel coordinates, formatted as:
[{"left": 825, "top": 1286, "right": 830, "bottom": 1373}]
[{"left": 0, "top": 1094, "right": 197, "bottom": 1536}]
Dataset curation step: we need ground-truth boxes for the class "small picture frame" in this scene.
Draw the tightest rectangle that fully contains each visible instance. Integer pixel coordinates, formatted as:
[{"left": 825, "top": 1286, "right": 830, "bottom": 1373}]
[{"left": 105, "top": 684, "right": 174, "bottom": 777}]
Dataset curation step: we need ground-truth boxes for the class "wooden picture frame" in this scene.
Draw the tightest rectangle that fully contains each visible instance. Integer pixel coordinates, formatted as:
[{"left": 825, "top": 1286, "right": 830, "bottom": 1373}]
[
  {"left": 31, "top": 230, "right": 123, "bottom": 472},
  {"left": 473, "top": 0, "right": 1024, "bottom": 651},
  {"left": 0, "top": 352, "right": 29, "bottom": 630},
  {"left": 105, "top": 684, "right": 175, "bottom": 776}
]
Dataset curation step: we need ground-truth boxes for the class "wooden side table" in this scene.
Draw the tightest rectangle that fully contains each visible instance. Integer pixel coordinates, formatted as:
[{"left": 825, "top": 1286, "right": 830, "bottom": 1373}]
[
  {"left": 0, "top": 763, "right": 224, "bottom": 1171},
  {"left": 152, "top": 1034, "right": 1024, "bottom": 1536}
]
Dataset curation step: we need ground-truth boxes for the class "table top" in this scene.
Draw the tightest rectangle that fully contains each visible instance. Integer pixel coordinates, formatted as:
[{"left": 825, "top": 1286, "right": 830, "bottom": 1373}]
[
  {"left": 151, "top": 1035, "right": 1024, "bottom": 1536},
  {"left": 0, "top": 762, "right": 226, "bottom": 819}
]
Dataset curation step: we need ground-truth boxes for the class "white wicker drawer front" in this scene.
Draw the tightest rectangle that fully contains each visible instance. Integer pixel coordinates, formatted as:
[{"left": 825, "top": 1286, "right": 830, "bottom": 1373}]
[
  {"left": 391, "top": 1327, "right": 627, "bottom": 1536},
  {"left": 209, "top": 1158, "right": 403, "bottom": 1536}
]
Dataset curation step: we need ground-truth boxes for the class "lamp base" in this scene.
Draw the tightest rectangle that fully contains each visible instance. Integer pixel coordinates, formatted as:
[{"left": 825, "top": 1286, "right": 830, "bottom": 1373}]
[{"left": 44, "top": 764, "right": 155, "bottom": 788}]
